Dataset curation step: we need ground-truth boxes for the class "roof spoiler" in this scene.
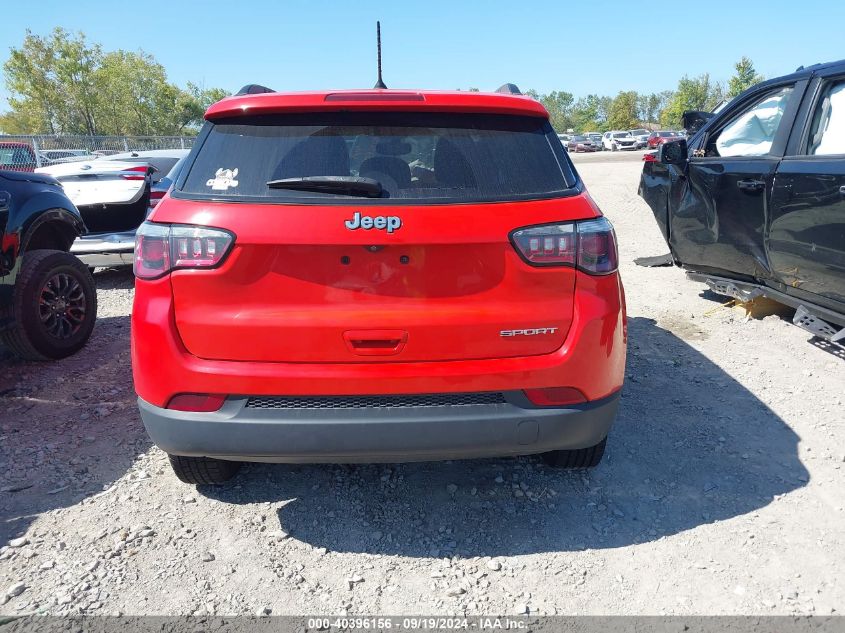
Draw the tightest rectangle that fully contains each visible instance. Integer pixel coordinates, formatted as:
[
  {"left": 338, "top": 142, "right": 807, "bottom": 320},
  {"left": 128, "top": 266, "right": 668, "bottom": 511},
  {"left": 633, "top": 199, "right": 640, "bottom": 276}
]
[
  {"left": 495, "top": 83, "right": 522, "bottom": 95},
  {"left": 235, "top": 84, "right": 275, "bottom": 96}
]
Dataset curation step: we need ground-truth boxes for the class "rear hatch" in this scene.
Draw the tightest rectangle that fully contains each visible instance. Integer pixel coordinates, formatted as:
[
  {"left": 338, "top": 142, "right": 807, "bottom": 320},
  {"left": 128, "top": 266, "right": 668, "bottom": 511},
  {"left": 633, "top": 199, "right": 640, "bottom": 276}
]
[
  {"left": 162, "top": 110, "right": 592, "bottom": 363},
  {"left": 37, "top": 160, "right": 151, "bottom": 232}
]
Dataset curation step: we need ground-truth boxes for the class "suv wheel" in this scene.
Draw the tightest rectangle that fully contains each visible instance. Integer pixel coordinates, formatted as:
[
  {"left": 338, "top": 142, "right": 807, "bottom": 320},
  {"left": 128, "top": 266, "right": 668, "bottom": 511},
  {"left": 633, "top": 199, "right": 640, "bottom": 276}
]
[
  {"left": 611, "top": 143, "right": 618, "bottom": 152},
  {"left": 541, "top": 437, "right": 606, "bottom": 468},
  {"left": 168, "top": 454, "right": 241, "bottom": 484},
  {"left": 0, "top": 249, "right": 97, "bottom": 360}
]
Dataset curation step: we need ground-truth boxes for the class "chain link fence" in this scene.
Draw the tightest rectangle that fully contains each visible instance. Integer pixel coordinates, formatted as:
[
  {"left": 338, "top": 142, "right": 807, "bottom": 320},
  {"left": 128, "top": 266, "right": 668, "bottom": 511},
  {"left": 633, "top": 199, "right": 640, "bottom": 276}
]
[{"left": 0, "top": 134, "right": 195, "bottom": 169}]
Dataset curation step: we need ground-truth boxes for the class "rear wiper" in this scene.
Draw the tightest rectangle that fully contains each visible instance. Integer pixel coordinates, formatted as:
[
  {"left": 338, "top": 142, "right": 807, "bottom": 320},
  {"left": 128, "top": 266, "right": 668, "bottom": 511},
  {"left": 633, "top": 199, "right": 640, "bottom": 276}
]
[{"left": 266, "top": 176, "right": 382, "bottom": 198}]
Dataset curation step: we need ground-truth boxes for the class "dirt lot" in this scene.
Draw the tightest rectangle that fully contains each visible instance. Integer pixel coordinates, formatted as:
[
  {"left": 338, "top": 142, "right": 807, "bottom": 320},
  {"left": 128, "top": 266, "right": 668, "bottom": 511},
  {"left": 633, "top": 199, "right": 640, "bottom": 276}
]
[{"left": 1, "top": 153, "right": 843, "bottom": 616}]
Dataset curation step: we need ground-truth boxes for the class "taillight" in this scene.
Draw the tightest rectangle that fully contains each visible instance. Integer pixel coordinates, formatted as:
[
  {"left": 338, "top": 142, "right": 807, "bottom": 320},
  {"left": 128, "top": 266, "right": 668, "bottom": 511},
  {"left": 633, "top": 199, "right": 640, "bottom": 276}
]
[
  {"left": 510, "top": 223, "right": 576, "bottom": 266},
  {"left": 166, "top": 394, "right": 226, "bottom": 412},
  {"left": 121, "top": 165, "right": 149, "bottom": 180},
  {"left": 134, "top": 222, "right": 234, "bottom": 279},
  {"left": 643, "top": 152, "right": 658, "bottom": 162},
  {"left": 576, "top": 217, "right": 618, "bottom": 274},
  {"left": 148, "top": 189, "right": 166, "bottom": 209},
  {"left": 510, "top": 216, "right": 618, "bottom": 274},
  {"left": 523, "top": 387, "right": 587, "bottom": 407}
]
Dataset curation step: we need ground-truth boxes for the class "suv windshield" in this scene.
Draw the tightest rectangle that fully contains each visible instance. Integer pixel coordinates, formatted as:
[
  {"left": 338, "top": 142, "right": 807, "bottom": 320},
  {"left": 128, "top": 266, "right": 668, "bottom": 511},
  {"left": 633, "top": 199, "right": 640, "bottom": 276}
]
[{"left": 179, "top": 112, "right": 577, "bottom": 204}]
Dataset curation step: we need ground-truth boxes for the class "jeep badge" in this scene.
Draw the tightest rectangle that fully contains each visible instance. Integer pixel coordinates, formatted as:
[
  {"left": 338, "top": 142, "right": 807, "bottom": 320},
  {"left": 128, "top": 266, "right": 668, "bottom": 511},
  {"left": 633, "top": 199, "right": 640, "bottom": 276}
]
[{"left": 345, "top": 212, "right": 401, "bottom": 233}]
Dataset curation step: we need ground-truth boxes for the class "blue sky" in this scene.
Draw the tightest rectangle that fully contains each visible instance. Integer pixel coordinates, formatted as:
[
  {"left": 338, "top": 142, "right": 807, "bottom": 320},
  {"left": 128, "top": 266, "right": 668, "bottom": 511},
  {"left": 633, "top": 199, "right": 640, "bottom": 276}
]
[{"left": 1, "top": 0, "right": 844, "bottom": 109}]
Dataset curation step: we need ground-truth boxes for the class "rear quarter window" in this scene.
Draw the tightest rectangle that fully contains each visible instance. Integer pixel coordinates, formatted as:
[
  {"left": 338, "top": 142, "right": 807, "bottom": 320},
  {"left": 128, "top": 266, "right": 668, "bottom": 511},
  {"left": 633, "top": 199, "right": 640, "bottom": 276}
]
[{"left": 177, "top": 112, "right": 578, "bottom": 204}]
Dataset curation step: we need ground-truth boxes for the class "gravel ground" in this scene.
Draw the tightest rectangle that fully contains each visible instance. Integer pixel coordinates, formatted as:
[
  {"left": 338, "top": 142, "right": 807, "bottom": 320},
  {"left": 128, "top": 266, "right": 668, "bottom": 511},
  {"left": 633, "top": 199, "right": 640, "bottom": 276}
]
[{"left": 1, "top": 153, "right": 843, "bottom": 616}]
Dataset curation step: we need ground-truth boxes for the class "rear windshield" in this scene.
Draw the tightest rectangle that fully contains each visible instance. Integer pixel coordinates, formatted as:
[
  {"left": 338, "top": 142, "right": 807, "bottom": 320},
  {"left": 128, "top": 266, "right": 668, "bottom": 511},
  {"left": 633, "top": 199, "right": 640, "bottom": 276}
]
[{"left": 177, "top": 112, "right": 578, "bottom": 204}]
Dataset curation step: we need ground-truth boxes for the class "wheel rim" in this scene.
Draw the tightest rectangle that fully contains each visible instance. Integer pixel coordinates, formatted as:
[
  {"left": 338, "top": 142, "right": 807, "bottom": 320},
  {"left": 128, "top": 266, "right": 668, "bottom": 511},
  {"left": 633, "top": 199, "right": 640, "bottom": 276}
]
[{"left": 38, "top": 272, "right": 87, "bottom": 339}]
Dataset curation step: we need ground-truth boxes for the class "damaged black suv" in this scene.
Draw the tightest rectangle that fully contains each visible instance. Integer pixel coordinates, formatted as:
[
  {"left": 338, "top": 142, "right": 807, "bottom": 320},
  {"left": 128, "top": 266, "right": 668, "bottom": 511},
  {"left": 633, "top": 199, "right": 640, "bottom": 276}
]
[
  {"left": 1, "top": 170, "right": 97, "bottom": 360},
  {"left": 640, "top": 59, "right": 845, "bottom": 344}
]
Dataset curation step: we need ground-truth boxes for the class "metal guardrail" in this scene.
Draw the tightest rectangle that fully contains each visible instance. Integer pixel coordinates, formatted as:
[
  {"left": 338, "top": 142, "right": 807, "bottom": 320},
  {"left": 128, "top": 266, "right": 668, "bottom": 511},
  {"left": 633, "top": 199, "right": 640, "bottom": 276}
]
[{"left": 0, "top": 135, "right": 195, "bottom": 168}]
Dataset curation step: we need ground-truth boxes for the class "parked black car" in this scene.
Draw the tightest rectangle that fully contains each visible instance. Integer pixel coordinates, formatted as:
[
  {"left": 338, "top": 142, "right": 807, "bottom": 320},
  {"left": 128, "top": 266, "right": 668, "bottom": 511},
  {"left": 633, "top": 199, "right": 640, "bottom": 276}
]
[
  {"left": 0, "top": 170, "right": 97, "bottom": 360},
  {"left": 639, "top": 59, "right": 845, "bottom": 343}
]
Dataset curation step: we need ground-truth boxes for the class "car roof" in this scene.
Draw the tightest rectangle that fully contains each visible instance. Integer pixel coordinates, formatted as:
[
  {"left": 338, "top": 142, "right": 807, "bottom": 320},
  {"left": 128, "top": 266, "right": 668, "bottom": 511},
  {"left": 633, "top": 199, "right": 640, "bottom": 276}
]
[
  {"left": 746, "top": 58, "right": 845, "bottom": 91},
  {"left": 205, "top": 89, "right": 549, "bottom": 120}
]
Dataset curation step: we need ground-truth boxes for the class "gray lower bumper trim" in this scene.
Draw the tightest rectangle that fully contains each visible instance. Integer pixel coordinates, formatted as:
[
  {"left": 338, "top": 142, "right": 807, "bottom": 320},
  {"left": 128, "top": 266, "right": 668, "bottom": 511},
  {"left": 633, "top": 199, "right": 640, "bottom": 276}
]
[{"left": 138, "top": 392, "right": 620, "bottom": 463}]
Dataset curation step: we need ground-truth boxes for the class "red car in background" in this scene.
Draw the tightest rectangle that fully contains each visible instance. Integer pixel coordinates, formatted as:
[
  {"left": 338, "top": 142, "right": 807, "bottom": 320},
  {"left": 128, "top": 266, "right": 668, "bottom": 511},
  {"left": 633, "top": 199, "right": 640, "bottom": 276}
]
[
  {"left": 0, "top": 142, "right": 38, "bottom": 172},
  {"left": 646, "top": 131, "right": 682, "bottom": 149}
]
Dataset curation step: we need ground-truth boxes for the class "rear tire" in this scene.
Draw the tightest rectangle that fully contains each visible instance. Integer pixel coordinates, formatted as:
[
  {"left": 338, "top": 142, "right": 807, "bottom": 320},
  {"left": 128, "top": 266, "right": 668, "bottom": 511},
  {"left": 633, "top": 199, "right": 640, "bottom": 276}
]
[
  {"left": 0, "top": 249, "right": 97, "bottom": 361},
  {"left": 541, "top": 437, "right": 607, "bottom": 468},
  {"left": 168, "top": 454, "right": 241, "bottom": 484}
]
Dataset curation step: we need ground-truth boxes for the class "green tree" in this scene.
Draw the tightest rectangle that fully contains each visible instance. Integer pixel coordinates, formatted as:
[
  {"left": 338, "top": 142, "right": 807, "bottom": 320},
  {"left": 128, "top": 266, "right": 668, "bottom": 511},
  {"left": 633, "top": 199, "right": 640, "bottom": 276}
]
[
  {"left": 607, "top": 91, "right": 640, "bottom": 130},
  {"left": 637, "top": 91, "right": 674, "bottom": 126},
  {"left": 538, "top": 90, "right": 575, "bottom": 132},
  {"left": 660, "top": 74, "right": 724, "bottom": 128},
  {"left": 95, "top": 51, "right": 181, "bottom": 135},
  {"left": 173, "top": 83, "right": 230, "bottom": 134},
  {"left": 3, "top": 28, "right": 65, "bottom": 134},
  {"left": 571, "top": 94, "right": 604, "bottom": 132},
  {"left": 525, "top": 90, "right": 575, "bottom": 131},
  {"left": 2, "top": 28, "right": 226, "bottom": 135},
  {"left": 728, "top": 56, "right": 764, "bottom": 98},
  {"left": 596, "top": 96, "right": 613, "bottom": 130}
]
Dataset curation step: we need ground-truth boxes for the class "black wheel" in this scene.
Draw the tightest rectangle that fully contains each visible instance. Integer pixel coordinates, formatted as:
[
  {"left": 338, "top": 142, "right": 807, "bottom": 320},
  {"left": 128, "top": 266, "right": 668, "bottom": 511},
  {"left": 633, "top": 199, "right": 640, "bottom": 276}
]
[
  {"left": 611, "top": 143, "right": 618, "bottom": 152},
  {"left": 168, "top": 454, "right": 241, "bottom": 484},
  {"left": 0, "top": 249, "right": 97, "bottom": 361},
  {"left": 541, "top": 437, "right": 607, "bottom": 468}
]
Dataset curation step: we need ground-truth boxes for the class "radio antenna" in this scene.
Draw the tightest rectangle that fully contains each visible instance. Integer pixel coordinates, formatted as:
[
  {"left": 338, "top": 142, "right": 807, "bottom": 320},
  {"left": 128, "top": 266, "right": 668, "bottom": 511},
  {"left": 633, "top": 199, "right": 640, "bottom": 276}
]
[{"left": 373, "top": 21, "right": 387, "bottom": 89}]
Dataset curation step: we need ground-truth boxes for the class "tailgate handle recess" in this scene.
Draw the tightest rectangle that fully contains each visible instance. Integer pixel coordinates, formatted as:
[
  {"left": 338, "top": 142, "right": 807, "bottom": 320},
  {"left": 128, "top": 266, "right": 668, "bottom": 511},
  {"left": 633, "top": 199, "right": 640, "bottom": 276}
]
[{"left": 343, "top": 330, "right": 408, "bottom": 356}]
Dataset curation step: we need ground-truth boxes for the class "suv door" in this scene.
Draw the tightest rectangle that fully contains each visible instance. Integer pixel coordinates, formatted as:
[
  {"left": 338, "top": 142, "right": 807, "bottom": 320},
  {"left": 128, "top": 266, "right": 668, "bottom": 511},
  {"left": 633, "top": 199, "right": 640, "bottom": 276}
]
[
  {"left": 768, "top": 72, "right": 845, "bottom": 312},
  {"left": 668, "top": 82, "right": 802, "bottom": 280}
]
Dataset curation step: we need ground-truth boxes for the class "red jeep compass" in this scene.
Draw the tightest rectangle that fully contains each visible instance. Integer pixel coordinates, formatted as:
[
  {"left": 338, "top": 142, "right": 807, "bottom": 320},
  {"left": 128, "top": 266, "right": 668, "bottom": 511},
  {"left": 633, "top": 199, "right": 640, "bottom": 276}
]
[{"left": 131, "top": 85, "right": 626, "bottom": 484}]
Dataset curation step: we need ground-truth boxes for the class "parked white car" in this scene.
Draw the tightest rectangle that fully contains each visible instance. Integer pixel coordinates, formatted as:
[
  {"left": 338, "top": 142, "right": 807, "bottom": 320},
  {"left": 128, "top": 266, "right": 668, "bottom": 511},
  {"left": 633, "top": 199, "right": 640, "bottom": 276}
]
[
  {"left": 628, "top": 128, "right": 650, "bottom": 149},
  {"left": 36, "top": 149, "right": 189, "bottom": 266},
  {"left": 602, "top": 131, "right": 638, "bottom": 151}
]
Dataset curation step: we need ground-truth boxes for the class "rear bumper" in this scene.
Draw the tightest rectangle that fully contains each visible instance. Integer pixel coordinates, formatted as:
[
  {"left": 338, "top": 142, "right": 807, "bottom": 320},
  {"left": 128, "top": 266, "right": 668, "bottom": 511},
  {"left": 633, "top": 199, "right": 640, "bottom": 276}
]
[
  {"left": 132, "top": 271, "right": 627, "bottom": 407},
  {"left": 138, "top": 391, "right": 620, "bottom": 463},
  {"left": 71, "top": 231, "right": 135, "bottom": 266}
]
